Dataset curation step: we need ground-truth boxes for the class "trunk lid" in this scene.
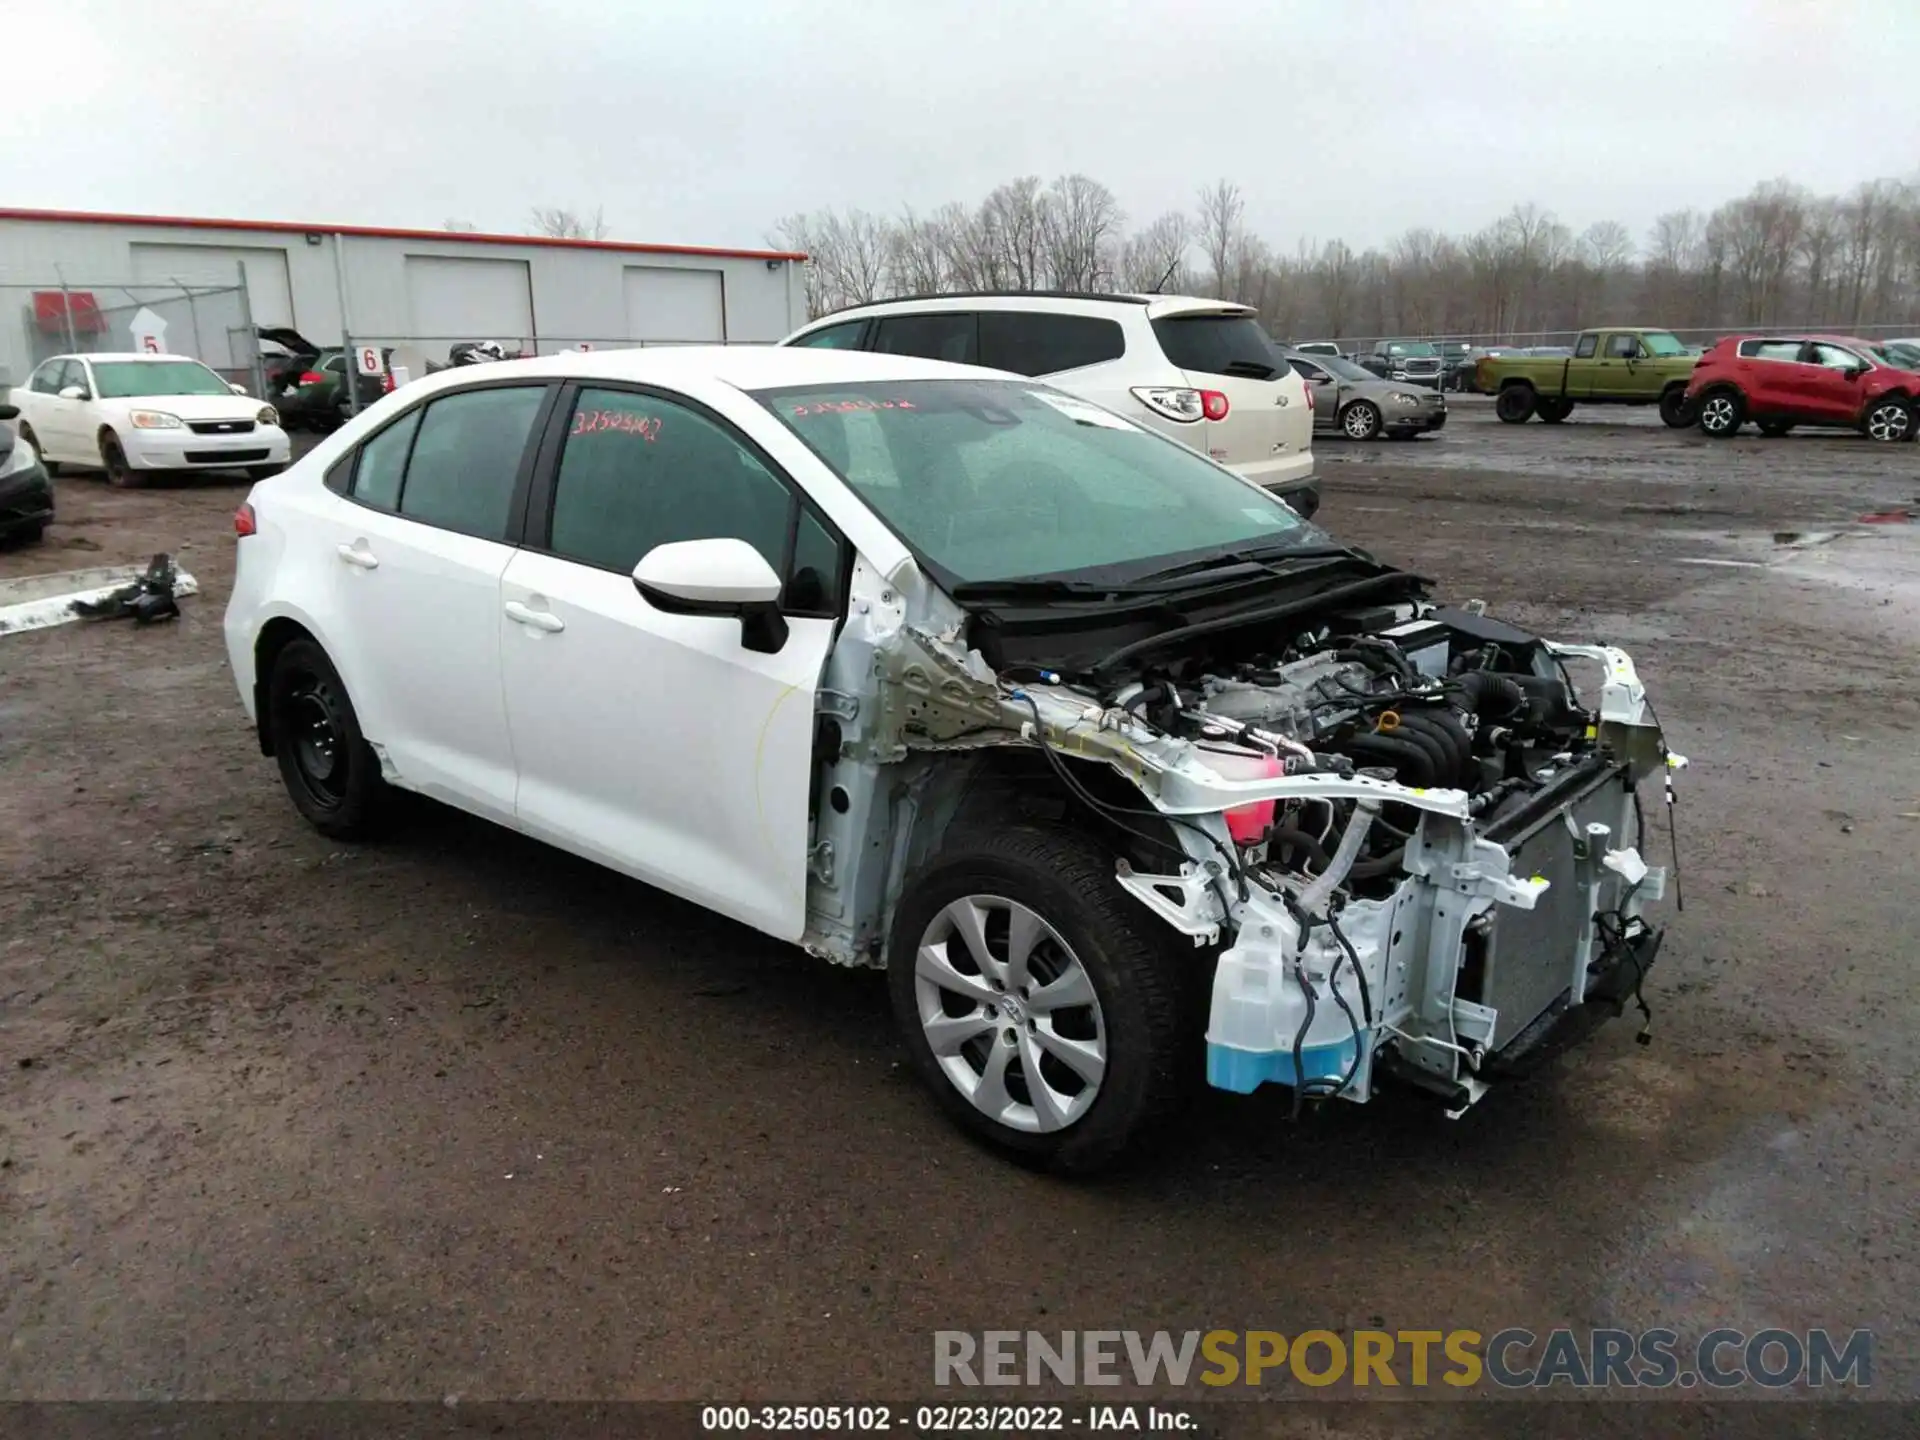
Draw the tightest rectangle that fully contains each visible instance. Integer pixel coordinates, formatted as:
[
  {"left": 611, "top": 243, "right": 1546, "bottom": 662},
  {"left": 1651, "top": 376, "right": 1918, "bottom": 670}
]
[{"left": 1147, "top": 307, "right": 1312, "bottom": 470}]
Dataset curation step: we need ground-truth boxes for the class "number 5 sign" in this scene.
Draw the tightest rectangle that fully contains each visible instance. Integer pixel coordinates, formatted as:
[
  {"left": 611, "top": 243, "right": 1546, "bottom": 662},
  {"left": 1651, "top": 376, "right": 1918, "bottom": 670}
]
[{"left": 355, "top": 345, "right": 386, "bottom": 376}]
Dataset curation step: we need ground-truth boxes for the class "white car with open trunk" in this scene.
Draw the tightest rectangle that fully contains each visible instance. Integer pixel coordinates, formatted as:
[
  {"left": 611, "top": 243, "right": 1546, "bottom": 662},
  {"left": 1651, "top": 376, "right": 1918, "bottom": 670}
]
[
  {"left": 8, "top": 352, "right": 289, "bottom": 486},
  {"left": 224, "top": 345, "right": 1680, "bottom": 1172}
]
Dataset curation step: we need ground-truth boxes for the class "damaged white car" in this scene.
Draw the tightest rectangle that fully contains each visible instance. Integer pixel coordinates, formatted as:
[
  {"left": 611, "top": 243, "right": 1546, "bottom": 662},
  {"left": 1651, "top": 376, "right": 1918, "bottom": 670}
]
[{"left": 224, "top": 347, "right": 1682, "bottom": 1173}]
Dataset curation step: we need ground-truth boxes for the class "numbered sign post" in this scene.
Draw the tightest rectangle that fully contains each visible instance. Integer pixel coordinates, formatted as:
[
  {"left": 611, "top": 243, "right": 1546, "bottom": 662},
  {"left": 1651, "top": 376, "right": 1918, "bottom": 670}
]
[{"left": 355, "top": 345, "right": 386, "bottom": 377}]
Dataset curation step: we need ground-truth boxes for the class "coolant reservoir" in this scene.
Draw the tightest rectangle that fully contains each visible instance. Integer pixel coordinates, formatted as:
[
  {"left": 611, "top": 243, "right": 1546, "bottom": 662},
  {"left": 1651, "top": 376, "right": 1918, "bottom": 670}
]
[{"left": 1205, "top": 748, "right": 1286, "bottom": 844}]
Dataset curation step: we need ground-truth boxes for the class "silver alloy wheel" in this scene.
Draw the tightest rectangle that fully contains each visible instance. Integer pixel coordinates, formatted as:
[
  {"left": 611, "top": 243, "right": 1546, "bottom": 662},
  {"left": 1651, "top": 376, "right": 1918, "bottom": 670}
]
[
  {"left": 1865, "top": 401, "right": 1910, "bottom": 441},
  {"left": 1700, "top": 395, "right": 1738, "bottom": 432},
  {"left": 1343, "top": 403, "right": 1380, "bottom": 439},
  {"left": 913, "top": 894, "right": 1107, "bottom": 1134}
]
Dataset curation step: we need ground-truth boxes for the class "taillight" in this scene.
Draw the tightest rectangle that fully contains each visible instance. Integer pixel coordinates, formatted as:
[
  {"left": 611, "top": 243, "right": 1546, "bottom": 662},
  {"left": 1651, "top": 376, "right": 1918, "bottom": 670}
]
[
  {"left": 1200, "top": 389, "right": 1230, "bottom": 422},
  {"left": 1302, "top": 383, "right": 1316, "bottom": 411},
  {"left": 234, "top": 503, "right": 257, "bottom": 537},
  {"left": 297, "top": 370, "right": 324, "bottom": 385},
  {"left": 1130, "top": 386, "right": 1206, "bottom": 423}
]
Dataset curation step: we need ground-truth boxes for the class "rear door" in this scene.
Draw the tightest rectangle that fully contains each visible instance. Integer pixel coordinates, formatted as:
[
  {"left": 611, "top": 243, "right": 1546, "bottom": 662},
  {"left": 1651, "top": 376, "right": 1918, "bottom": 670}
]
[
  {"left": 1286, "top": 357, "right": 1339, "bottom": 429},
  {"left": 1739, "top": 338, "right": 1809, "bottom": 416},
  {"left": 322, "top": 380, "right": 554, "bottom": 823},
  {"left": 1148, "top": 309, "right": 1309, "bottom": 470},
  {"left": 499, "top": 383, "right": 846, "bottom": 941},
  {"left": 1566, "top": 331, "right": 1601, "bottom": 398},
  {"left": 978, "top": 310, "right": 1130, "bottom": 409}
]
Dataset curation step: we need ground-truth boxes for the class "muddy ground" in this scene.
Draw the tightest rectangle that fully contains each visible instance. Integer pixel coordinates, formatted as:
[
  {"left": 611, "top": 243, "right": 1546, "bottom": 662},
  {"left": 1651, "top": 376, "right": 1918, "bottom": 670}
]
[{"left": 2, "top": 401, "right": 1918, "bottom": 1433}]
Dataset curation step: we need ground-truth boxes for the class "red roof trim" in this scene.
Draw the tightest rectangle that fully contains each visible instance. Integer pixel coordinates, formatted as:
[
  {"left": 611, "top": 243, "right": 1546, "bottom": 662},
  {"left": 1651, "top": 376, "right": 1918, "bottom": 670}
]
[{"left": 0, "top": 206, "right": 807, "bottom": 263}]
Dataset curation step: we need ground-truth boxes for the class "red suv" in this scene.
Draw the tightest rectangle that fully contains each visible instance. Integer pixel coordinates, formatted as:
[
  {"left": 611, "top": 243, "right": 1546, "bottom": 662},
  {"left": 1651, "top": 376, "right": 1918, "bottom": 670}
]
[{"left": 1685, "top": 335, "right": 1919, "bottom": 441}]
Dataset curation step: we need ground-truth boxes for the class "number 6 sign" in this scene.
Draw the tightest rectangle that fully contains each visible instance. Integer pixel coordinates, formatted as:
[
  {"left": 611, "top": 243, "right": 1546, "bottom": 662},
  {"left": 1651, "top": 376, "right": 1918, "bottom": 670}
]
[{"left": 355, "top": 345, "right": 385, "bottom": 376}]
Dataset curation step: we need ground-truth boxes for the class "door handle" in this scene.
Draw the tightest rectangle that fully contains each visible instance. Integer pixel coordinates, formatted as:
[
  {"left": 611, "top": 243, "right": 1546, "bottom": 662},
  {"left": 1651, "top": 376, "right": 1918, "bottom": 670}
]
[
  {"left": 336, "top": 541, "right": 379, "bottom": 570},
  {"left": 504, "top": 600, "right": 565, "bottom": 633}
]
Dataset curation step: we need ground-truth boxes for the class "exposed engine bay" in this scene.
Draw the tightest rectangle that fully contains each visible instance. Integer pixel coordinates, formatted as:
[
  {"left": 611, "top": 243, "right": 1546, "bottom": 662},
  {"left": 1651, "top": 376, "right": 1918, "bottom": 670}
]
[{"left": 802, "top": 555, "right": 1683, "bottom": 1115}]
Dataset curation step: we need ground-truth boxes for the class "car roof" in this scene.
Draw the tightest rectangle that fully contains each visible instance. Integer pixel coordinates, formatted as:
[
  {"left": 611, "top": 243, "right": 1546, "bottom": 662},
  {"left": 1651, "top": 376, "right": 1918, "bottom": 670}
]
[
  {"left": 399, "top": 344, "right": 1017, "bottom": 394},
  {"left": 55, "top": 352, "right": 211, "bottom": 363},
  {"left": 794, "top": 292, "right": 1256, "bottom": 327}
]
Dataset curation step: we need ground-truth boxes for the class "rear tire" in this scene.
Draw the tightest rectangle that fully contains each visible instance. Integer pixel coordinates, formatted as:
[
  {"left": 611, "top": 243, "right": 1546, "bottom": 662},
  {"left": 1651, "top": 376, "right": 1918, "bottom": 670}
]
[
  {"left": 18, "top": 424, "right": 58, "bottom": 476},
  {"left": 1340, "top": 400, "right": 1383, "bottom": 440},
  {"left": 1757, "top": 420, "right": 1794, "bottom": 438},
  {"left": 1697, "top": 388, "right": 1745, "bottom": 438},
  {"left": 1495, "top": 385, "right": 1536, "bottom": 423},
  {"left": 1659, "top": 388, "right": 1697, "bottom": 428},
  {"left": 887, "top": 825, "right": 1194, "bottom": 1175},
  {"left": 100, "top": 433, "right": 140, "bottom": 487},
  {"left": 1536, "top": 398, "right": 1574, "bottom": 423},
  {"left": 1862, "top": 396, "right": 1913, "bottom": 443},
  {"left": 267, "top": 637, "right": 389, "bottom": 840}
]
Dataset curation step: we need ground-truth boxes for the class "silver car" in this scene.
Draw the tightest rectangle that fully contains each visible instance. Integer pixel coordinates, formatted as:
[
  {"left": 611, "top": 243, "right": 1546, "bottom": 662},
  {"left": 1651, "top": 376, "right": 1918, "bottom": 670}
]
[{"left": 1282, "top": 349, "right": 1448, "bottom": 441}]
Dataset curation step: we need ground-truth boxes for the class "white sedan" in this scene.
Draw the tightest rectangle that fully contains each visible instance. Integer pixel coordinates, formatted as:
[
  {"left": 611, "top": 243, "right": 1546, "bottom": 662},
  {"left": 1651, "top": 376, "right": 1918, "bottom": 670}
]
[
  {"left": 8, "top": 352, "right": 290, "bottom": 486},
  {"left": 223, "top": 345, "right": 1675, "bottom": 1173}
]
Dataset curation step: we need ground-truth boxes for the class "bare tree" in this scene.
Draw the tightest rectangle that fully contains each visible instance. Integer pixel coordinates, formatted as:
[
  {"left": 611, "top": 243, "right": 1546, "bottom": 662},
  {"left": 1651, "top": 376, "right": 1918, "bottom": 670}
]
[
  {"left": 1195, "top": 180, "right": 1245, "bottom": 300},
  {"left": 529, "top": 205, "right": 609, "bottom": 241},
  {"left": 1118, "top": 211, "right": 1191, "bottom": 292},
  {"left": 980, "top": 177, "right": 1049, "bottom": 290},
  {"left": 1042, "top": 174, "right": 1124, "bottom": 290}
]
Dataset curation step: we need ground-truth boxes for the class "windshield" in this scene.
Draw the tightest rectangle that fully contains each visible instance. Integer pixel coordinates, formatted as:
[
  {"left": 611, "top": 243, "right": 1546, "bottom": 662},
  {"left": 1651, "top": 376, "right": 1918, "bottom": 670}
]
[
  {"left": 1638, "top": 331, "right": 1688, "bottom": 357},
  {"left": 752, "top": 378, "right": 1314, "bottom": 585},
  {"left": 1873, "top": 343, "right": 1920, "bottom": 371},
  {"left": 1149, "top": 314, "right": 1280, "bottom": 378},
  {"left": 1312, "top": 354, "right": 1376, "bottom": 382},
  {"left": 92, "top": 360, "right": 232, "bottom": 399}
]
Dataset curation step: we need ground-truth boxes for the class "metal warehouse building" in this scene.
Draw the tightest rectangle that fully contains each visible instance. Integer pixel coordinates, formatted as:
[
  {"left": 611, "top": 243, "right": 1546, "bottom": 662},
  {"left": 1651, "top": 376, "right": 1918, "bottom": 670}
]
[{"left": 0, "top": 207, "right": 809, "bottom": 387}]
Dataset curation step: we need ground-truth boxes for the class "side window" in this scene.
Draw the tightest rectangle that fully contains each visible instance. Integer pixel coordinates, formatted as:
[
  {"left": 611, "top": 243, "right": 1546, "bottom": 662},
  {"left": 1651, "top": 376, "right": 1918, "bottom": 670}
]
[
  {"left": 1288, "top": 359, "right": 1327, "bottom": 382},
  {"left": 1810, "top": 343, "right": 1864, "bottom": 370},
  {"left": 349, "top": 408, "right": 421, "bottom": 510},
  {"left": 1739, "top": 339, "right": 1802, "bottom": 362},
  {"left": 323, "top": 451, "right": 354, "bottom": 496},
  {"left": 1574, "top": 333, "right": 1600, "bottom": 359},
  {"left": 873, "top": 312, "right": 978, "bottom": 365},
  {"left": 1604, "top": 333, "right": 1638, "bottom": 358},
  {"left": 978, "top": 313, "right": 1126, "bottom": 377},
  {"left": 395, "top": 386, "right": 545, "bottom": 540},
  {"left": 790, "top": 320, "right": 869, "bottom": 350},
  {"left": 546, "top": 387, "right": 843, "bottom": 614},
  {"left": 30, "top": 362, "right": 60, "bottom": 394}
]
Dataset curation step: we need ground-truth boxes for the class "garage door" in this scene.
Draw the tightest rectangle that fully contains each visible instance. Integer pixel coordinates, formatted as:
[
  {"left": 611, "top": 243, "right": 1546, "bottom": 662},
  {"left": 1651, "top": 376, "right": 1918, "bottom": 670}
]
[
  {"left": 404, "top": 255, "right": 534, "bottom": 346},
  {"left": 130, "top": 243, "right": 295, "bottom": 327},
  {"left": 623, "top": 266, "right": 725, "bottom": 344}
]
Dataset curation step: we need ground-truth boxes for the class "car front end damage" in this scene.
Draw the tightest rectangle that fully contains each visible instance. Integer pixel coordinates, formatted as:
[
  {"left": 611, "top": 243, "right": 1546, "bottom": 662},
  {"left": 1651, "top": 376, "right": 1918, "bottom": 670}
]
[{"left": 802, "top": 556, "right": 1682, "bottom": 1118}]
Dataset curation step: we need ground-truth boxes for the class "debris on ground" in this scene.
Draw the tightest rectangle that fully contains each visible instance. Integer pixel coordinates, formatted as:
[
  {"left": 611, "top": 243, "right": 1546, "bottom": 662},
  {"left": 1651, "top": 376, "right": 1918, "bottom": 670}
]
[
  {"left": 69, "top": 554, "right": 182, "bottom": 624},
  {"left": 1857, "top": 509, "right": 1913, "bottom": 524}
]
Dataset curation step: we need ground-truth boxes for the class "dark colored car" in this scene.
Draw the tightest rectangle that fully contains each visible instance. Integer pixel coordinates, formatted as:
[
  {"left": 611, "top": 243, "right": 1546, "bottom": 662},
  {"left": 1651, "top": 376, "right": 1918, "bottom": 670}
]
[
  {"left": 0, "top": 402, "right": 54, "bottom": 544},
  {"left": 257, "top": 326, "right": 322, "bottom": 397},
  {"left": 1686, "top": 335, "right": 1920, "bottom": 441},
  {"left": 1356, "top": 340, "right": 1445, "bottom": 387},
  {"left": 274, "top": 348, "right": 393, "bottom": 431}
]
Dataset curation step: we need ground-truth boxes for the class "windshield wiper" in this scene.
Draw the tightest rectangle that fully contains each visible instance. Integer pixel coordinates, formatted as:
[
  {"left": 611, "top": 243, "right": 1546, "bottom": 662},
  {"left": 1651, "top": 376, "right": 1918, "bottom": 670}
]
[
  {"left": 1129, "top": 542, "right": 1376, "bottom": 585},
  {"left": 1217, "top": 358, "right": 1278, "bottom": 380}
]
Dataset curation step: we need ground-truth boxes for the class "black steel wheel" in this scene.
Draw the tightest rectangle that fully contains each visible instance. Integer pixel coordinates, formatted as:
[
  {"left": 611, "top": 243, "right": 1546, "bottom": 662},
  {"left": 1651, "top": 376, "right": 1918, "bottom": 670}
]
[{"left": 267, "top": 637, "right": 388, "bottom": 838}]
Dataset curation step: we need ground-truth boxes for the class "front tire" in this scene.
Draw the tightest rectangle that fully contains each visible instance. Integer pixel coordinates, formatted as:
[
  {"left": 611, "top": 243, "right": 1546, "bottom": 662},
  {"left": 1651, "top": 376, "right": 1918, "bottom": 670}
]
[
  {"left": 100, "top": 432, "right": 140, "bottom": 487},
  {"left": 1862, "top": 396, "right": 1913, "bottom": 443},
  {"left": 267, "top": 637, "right": 389, "bottom": 839},
  {"left": 18, "top": 424, "right": 59, "bottom": 476},
  {"left": 1659, "top": 388, "right": 1697, "bottom": 428},
  {"left": 1697, "top": 388, "right": 1745, "bottom": 438},
  {"left": 888, "top": 826, "right": 1193, "bottom": 1175},
  {"left": 1495, "top": 384, "right": 1536, "bottom": 423},
  {"left": 1340, "top": 400, "right": 1383, "bottom": 440}
]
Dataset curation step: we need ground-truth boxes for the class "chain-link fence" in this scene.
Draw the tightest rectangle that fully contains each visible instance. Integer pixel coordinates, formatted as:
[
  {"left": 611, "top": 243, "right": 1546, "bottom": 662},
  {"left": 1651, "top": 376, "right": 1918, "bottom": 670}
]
[
  {"left": 0, "top": 280, "right": 265, "bottom": 394},
  {"left": 1281, "top": 322, "right": 1920, "bottom": 356}
]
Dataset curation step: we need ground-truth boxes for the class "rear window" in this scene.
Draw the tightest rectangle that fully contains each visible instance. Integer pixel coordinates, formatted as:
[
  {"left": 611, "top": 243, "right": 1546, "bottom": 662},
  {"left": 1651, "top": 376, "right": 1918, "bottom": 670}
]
[{"left": 1149, "top": 314, "right": 1280, "bottom": 379}]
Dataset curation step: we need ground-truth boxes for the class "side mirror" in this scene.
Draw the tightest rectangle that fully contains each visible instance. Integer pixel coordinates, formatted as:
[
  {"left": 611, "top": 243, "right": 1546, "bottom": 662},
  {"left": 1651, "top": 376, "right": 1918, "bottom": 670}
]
[
  {"left": 58, "top": 385, "right": 86, "bottom": 400},
  {"left": 230, "top": 382, "right": 249, "bottom": 396},
  {"left": 632, "top": 537, "right": 789, "bottom": 655},
  {"left": 1847, "top": 366, "right": 1868, "bottom": 381}
]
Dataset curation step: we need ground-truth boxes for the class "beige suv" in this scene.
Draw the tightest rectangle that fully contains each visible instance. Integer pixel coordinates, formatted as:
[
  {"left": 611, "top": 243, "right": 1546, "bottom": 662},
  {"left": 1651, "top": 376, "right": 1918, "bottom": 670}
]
[{"left": 782, "top": 292, "right": 1319, "bottom": 517}]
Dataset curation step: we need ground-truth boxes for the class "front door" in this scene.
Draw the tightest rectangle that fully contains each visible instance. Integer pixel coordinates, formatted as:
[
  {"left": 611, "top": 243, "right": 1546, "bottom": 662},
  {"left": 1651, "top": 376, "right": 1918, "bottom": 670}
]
[
  {"left": 1801, "top": 342, "right": 1870, "bottom": 424},
  {"left": 1289, "top": 358, "right": 1339, "bottom": 428},
  {"left": 39, "top": 360, "right": 90, "bottom": 459},
  {"left": 499, "top": 384, "right": 845, "bottom": 941},
  {"left": 321, "top": 382, "right": 551, "bottom": 824}
]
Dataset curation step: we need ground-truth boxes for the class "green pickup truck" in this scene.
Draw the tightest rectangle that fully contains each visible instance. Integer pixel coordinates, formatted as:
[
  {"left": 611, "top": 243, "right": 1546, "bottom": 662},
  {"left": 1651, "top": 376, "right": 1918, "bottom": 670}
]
[{"left": 1475, "top": 328, "right": 1701, "bottom": 427}]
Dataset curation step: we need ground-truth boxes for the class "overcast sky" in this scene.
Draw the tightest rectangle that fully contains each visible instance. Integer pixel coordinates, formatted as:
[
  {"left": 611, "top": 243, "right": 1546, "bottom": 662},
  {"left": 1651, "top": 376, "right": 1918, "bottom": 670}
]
[{"left": 7, "top": 0, "right": 1912, "bottom": 255}]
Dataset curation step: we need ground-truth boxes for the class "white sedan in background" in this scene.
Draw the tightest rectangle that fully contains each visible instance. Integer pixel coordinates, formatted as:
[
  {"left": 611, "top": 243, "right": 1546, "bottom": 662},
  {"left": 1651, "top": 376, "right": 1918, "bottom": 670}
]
[{"left": 8, "top": 352, "right": 290, "bottom": 486}]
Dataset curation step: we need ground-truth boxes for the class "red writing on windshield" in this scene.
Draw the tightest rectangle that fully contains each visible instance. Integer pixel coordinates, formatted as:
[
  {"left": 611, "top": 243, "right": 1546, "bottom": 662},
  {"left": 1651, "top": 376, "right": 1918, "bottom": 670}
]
[
  {"left": 790, "top": 399, "right": 917, "bottom": 416},
  {"left": 571, "top": 408, "right": 662, "bottom": 440}
]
